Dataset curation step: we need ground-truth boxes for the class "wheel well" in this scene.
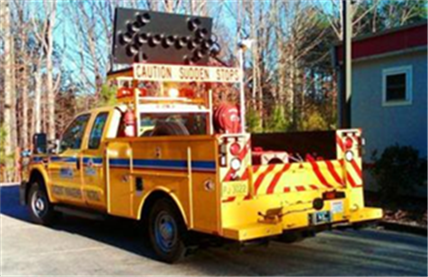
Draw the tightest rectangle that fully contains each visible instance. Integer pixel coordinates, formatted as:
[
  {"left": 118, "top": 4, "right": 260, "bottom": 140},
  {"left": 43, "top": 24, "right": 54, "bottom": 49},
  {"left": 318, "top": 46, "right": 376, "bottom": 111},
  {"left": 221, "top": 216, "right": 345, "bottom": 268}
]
[
  {"left": 27, "top": 170, "right": 46, "bottom": 201},
  {"left": 140, "top": 191, "right": 186, "bottom": 226}
]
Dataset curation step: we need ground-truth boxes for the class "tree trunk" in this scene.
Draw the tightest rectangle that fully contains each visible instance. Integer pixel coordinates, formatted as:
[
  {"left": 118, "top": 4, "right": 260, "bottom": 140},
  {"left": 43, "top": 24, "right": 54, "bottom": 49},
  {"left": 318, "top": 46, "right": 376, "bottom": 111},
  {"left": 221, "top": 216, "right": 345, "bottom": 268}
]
[
  {"left": 1, "top": 0, "right": 17, "bottom": 182},
  {"left": 21, "top": 64, "right": 29, "bottom": 149},
  {"left": 46, "top": 0, "right": 57, "bottom": 140},
  {"left": 34, "top": 68, "right": 42, "bottom": 134}
]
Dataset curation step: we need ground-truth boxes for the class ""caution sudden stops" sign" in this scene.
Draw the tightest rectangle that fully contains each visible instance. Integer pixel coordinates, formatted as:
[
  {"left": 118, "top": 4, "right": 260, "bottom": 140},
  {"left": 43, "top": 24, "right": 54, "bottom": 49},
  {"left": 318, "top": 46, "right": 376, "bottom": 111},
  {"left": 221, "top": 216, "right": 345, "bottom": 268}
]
[{"left": 133, "top": 63, "right": 242, "bottom": 83}]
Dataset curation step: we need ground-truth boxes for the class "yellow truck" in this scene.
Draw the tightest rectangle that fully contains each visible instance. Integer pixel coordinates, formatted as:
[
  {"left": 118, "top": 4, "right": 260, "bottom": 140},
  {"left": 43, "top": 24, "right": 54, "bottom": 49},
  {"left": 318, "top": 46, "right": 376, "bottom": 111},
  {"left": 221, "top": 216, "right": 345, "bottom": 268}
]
[{"left": 20, "top": 62, "right": 382, "bottom": 263}]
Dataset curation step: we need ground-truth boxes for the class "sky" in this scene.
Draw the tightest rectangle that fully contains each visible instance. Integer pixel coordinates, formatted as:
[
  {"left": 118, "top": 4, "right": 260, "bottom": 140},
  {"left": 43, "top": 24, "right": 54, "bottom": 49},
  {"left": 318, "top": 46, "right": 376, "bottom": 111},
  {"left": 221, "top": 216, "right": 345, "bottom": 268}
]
[{"left": 23, "top": 0, "right": 337, "bottom": 94}]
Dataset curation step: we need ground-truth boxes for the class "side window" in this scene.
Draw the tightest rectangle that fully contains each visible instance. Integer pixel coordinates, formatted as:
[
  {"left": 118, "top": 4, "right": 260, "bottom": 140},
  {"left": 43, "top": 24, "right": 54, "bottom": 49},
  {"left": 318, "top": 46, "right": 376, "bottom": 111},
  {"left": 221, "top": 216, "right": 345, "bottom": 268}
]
[
  {"left": 88, "top": 112, "right": 109, "bottom": 149},
  {"left": 60, "top": 114, "right": 90, "bottom": 152},
  {"left": 382, "top": 66, "right": 412, "bottom": 106}
]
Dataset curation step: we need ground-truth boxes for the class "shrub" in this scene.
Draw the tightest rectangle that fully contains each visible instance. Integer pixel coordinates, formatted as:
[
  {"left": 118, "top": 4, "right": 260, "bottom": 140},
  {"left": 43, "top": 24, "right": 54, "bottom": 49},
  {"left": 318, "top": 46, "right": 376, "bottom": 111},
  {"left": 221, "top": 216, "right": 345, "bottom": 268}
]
[
  {"left": 371, "top": 144, "right": 427, "bottom": 203},
  {"left": 99, "top": 83, "right": 118, "bottom": 107},
  {"left": 301, "top": 109, "right": 328, "bottom": 131},
  {"left": 246, "top": 107, "right": 263, "bottom": 133},
  {"left": 0, "top": 125, "right": 7, "bottom": 166},
  {"left": 265, "top": 105, "right": 290, "bottom": 132}
]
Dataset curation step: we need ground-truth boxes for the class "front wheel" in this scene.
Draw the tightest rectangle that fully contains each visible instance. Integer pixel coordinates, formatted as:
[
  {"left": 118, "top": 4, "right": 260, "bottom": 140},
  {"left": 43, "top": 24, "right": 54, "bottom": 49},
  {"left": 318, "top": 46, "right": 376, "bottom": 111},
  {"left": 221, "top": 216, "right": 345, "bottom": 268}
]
[
  {"left": 148, "top": 198, "right": 187, "bottom": 263},
  {"left": 28, "top": 182, "right": 58, "bottom": 226}
]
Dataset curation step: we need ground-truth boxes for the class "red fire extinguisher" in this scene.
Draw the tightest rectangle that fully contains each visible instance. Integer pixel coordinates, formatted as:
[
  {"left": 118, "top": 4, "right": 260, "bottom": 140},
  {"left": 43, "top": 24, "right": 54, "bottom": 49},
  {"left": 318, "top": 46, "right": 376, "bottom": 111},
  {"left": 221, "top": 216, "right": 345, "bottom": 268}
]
[{"left": 123, "top": 108, "right": 136, "bottom": 137}]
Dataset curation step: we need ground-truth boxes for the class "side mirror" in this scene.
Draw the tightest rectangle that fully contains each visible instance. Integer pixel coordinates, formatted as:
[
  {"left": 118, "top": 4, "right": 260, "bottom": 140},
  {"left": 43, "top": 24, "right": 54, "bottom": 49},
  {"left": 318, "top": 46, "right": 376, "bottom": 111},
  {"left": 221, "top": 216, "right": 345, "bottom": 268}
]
[
  {"left": 21, "top": 149, "right": 32, "bottom": 158},
  {"left": 33, "top": 133, "right": 47, "bottom": 154}
]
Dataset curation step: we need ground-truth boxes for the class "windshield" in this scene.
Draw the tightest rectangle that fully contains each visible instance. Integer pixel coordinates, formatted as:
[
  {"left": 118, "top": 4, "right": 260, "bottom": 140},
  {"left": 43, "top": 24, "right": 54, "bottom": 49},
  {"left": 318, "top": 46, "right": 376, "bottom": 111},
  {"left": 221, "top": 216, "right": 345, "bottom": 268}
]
[{"left": 139, "top": 113, "right": 207, "bottom": 136}]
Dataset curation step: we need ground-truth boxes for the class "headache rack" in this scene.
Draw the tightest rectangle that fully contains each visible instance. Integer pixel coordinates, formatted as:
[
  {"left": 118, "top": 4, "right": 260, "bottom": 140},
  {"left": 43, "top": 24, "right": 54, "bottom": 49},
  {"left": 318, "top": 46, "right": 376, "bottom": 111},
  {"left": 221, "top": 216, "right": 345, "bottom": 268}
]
[{"left": 107, "top": 63, "right": 245, "bottom": 135}]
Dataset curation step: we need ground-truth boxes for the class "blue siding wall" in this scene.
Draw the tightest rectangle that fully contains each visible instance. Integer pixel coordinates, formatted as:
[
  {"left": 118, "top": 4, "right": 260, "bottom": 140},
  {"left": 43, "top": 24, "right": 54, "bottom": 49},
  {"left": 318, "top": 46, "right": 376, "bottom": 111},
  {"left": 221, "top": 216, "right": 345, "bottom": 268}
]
[{"left": 352, "top": 49, "right": 427, "bottom": 160}]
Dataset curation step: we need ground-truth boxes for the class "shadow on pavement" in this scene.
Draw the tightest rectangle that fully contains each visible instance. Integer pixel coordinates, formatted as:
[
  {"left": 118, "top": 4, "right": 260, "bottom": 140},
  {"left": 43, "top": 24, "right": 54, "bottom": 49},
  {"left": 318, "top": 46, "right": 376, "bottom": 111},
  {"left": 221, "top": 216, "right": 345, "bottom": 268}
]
[
  {"left": 1, "top": 184, "right": 427, "bottom": 276},
  {"left": 0, "top": 184, "right": 158, "bottom": 261}
]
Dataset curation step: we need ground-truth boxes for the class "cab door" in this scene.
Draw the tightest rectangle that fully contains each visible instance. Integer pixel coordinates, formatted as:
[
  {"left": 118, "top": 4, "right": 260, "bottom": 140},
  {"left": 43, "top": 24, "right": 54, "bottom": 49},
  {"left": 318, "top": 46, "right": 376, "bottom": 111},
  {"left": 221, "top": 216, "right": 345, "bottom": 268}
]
[
  {"left": 81, "top": 111, "right": 110, "bottom": 210},
  {"left": 48, "top": 114, "right": 91, "bottom": 206}
]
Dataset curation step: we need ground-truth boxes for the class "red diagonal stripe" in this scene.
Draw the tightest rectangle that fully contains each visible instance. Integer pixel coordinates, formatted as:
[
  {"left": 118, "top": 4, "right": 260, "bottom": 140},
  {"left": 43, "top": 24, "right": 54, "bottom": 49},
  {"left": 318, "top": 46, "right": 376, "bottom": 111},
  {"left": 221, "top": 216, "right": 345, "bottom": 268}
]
[
  {"left": 254, "top": 164, "right": 276, "bottom": 194},
  {"left": 239, "top": 140, "right": 251, "bottom": 160},
  {"left": 266, "top": 163, "right": 291, "bottom": 194},
  {"left": 350, "top": 159, "right": 362, "bottom": 178},
  {"left": 222, "top": 196, "right": 236, "bottom": 203},
  {"left": 252, "top": 165, "right": 260, "bottom": 174},
  {"left": 346, "top": 173, "right": 361, "bottom": 188},
  {"left": 223, "top": 172, "right": 232, "bottom": 182},
  {"left": 296, "top": 186, "right": 305, "bottom": 192},
  {"left": 308, "top": 158, "right": 333, "bottom": 189},
  {"left": 325, "top": 160, "right": 344, "bottom": 187},
  {"left": 241, "top": 168, "right": 249, "bottom": 180},
  {"left": 336, "top": 135, "right": 345, "bottom": 151},
  {"left": 310, "top": 184, "right": 319, "bottom": 190}
]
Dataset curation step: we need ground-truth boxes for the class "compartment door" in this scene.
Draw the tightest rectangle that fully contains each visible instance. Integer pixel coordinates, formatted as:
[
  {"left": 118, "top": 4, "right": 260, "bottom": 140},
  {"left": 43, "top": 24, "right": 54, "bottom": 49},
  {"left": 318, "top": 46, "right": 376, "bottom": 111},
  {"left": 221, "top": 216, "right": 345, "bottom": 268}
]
[{"left": 106, "top": 141, "right": 133, "bottom": 218}]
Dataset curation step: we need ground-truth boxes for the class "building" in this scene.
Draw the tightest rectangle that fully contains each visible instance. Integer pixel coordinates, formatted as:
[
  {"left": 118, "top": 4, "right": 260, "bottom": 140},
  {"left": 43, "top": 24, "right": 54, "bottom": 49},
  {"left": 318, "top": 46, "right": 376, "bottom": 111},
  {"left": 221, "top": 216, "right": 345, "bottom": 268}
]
[{"left": 335, "top": 22, "right": 427, "bottom": 163}]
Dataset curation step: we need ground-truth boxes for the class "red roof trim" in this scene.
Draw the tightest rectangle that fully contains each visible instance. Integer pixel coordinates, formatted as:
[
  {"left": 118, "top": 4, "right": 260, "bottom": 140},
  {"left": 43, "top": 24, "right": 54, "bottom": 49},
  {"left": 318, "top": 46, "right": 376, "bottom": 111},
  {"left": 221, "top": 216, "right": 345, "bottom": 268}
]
[{"left": 336, "top": 23, "right": 427, "bottom": 62}]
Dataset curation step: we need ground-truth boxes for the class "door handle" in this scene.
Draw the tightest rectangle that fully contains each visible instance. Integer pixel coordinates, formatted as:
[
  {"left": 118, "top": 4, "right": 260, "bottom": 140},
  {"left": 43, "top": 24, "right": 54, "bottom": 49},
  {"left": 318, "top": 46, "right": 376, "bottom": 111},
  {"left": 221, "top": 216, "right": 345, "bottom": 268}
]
[{"left": 76, "top": 158, "right": 81, "bottom": 170}]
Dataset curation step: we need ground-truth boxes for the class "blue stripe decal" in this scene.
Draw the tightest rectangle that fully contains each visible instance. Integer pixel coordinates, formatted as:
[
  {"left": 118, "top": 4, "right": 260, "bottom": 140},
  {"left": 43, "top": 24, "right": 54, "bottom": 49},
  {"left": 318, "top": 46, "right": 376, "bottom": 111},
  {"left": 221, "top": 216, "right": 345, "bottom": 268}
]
[
  {"left": 109, "top": 158, "right": 216, "bottom": 171},
  {"left": 47, "top": 156, "right": 215, "bottom": 171},
  {"left": 50, "top": 156, "right": 77, "bottom": 163},
  {"left": 82, "top": 157, "right": 103, "bottom": 165},
  {"left": 32, "top": 157, "right": 44, "bottom": 163},
  {"left": 50, "top": 156, "right": 102, "bottom": 165}
]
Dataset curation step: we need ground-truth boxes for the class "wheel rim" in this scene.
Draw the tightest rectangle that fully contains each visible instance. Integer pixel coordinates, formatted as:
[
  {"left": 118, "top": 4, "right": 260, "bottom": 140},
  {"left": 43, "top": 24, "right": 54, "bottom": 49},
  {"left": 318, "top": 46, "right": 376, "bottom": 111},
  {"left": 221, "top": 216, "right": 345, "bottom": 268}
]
[
  {"left": 154, "top": 211, "right": 178, "bottom": 253},
  {"left": 31, "top": 190, "right": 47, "bottom": 218}
]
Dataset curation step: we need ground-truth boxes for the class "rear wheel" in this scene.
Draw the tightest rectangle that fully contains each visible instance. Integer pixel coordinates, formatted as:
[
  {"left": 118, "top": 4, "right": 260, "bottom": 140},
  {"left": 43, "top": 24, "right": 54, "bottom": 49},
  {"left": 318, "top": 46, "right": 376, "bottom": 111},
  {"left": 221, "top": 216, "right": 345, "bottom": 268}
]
[
  {"left": 148, "top": 198, "right": 187, "bottom": 263},
  {"left": 28, "top": 182, "right": 58, "bottom": 226}
]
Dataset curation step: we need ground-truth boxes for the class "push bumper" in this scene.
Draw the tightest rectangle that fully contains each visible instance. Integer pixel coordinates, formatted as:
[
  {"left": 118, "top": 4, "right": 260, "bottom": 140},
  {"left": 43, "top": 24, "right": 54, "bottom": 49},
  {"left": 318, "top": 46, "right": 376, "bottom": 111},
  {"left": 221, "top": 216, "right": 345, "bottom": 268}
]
[{"left": 348, "top": 207, "right": 383, "bottom": 223}]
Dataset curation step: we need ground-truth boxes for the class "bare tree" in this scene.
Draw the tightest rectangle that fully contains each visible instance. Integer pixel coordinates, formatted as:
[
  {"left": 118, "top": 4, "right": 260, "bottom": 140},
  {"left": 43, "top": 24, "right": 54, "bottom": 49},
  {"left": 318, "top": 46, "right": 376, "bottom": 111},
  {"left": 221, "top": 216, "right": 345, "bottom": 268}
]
[{"left": 1, "top": 0, "right": 17, "bottom": 181}]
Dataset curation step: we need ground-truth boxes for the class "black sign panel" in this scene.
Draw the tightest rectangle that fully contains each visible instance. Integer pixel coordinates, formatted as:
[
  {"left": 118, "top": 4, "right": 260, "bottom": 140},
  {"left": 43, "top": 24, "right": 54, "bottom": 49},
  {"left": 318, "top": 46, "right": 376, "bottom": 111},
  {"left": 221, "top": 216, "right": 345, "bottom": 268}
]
[{"left": 113, "top": 8, "right": 215, "bottom": 65}]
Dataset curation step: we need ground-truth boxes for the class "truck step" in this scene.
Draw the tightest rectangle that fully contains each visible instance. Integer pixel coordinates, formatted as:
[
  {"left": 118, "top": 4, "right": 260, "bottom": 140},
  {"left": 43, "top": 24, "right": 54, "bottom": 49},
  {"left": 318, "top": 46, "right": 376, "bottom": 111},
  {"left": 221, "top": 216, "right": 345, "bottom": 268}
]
[{"left": 54, "top": 205, "right": 107, "bottom": 221}]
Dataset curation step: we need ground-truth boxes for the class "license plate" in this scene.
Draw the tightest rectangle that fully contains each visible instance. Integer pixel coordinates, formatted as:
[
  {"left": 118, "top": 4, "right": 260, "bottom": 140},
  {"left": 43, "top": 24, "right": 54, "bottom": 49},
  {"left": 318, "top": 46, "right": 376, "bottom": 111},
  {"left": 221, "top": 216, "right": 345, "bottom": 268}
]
[
  {"left": 222, "top": 181, "right": 248, "bottom": 198},
  {"left": 309, "top": 211, "right": 331, "bottom": 225}
]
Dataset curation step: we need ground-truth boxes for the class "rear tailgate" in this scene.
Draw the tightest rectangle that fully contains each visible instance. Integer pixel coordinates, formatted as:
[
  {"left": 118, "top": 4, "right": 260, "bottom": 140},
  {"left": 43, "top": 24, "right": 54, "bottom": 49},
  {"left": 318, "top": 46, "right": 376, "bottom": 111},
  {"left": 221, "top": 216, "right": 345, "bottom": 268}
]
[
  {"left": 250, "top": 129, "right": 363, "bottom": 194},
  {"left": 219, "top": 129, "right": 381, "bottom": 241}
]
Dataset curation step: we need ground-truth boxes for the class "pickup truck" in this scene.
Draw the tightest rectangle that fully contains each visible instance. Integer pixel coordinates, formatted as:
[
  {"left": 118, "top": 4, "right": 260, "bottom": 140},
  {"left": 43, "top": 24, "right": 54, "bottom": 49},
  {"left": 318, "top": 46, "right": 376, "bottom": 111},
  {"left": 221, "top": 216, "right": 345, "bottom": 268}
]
[{"left": 20, "top": 63, "right": 382, "bottom": 263}]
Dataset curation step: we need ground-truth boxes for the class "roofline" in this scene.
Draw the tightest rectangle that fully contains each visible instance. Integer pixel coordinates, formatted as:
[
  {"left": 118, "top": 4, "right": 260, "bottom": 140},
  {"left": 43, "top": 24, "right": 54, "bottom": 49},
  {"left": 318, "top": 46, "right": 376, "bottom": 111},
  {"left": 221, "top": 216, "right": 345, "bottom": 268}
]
[
  {"left": 336, "top": 45, "right": 427, "bottom": 65},
  {"left": 334, "top": 21, "right": 427, "bottom": 46},
  {"left": 353, "top": 21, "right": 427, "bottom": 43}
]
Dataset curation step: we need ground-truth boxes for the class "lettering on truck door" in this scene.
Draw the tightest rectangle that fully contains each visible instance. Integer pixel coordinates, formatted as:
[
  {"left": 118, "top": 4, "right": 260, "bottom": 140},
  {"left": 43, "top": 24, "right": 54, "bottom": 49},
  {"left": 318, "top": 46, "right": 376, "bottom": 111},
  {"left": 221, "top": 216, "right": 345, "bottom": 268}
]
[
  {"left": 81, "top": 111, "right": 110, "bottom": 209},
  {"left": 48, "top": 114, "right": 91, "bottom": 205}
]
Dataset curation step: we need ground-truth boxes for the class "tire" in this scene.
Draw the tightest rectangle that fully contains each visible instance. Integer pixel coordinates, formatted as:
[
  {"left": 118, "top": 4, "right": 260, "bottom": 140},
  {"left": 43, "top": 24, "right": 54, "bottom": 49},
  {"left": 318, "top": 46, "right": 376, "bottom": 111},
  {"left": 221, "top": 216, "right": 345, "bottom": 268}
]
[
  {"left": 148, "top": 198, "right": 187, "bottom": 263},
  {"left": 27, "top": 182, "right": 58, "bottom": 226}
]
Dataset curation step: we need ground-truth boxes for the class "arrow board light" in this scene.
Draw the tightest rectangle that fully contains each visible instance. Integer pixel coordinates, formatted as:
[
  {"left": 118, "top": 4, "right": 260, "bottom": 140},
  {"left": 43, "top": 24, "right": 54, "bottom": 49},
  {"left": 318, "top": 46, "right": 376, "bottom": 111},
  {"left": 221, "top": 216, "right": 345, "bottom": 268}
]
[{"left": 113, "top": 8, "right": 215, "bottom": 65}]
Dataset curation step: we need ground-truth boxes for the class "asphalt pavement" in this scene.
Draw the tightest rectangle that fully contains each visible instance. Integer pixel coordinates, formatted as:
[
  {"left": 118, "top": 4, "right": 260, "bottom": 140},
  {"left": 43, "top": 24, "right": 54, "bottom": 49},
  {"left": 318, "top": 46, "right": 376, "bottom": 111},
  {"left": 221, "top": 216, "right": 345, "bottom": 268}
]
[{"left": 1, "top": 183, "right": 427, "bottom": 276}]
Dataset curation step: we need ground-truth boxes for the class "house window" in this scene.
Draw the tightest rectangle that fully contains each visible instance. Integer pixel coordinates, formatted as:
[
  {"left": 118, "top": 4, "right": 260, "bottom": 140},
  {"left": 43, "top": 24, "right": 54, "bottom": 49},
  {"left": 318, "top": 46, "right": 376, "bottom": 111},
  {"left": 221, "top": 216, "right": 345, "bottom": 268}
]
[{"left": 382, "top": 66, "right": 412, "bottom": 106}]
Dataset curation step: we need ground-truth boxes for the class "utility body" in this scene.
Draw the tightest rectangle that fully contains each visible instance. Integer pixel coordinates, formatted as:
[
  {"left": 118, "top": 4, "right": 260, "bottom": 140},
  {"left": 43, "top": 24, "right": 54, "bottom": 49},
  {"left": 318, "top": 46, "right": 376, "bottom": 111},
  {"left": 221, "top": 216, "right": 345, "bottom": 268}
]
[{"left": 21, "top": 54, "right": 382, "bottom": 264}]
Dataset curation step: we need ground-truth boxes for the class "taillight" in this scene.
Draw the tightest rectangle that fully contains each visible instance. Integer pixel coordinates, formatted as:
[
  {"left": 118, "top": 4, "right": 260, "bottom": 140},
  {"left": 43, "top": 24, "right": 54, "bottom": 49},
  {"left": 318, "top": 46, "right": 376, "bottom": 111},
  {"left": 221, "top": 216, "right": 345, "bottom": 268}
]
[
  {"left": 322, "top": 190, "right": 345, "bottom": 200},
  {"left": 230, "top": 142, "right": 241, "bottom": 156},
  {"left": 344, "top": 137, "right": 353, "bottom": 149}
]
